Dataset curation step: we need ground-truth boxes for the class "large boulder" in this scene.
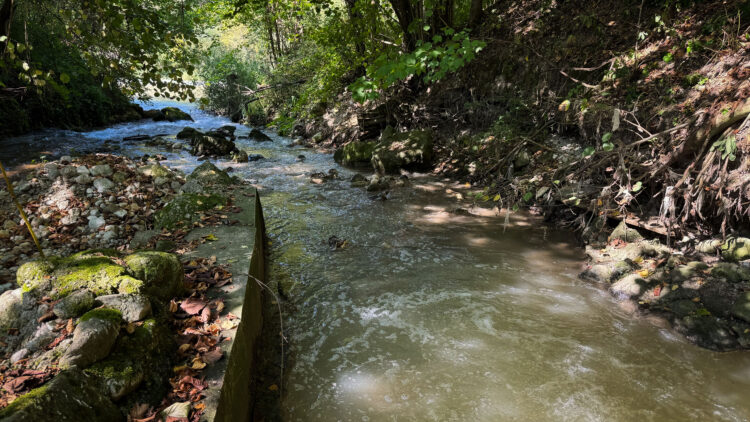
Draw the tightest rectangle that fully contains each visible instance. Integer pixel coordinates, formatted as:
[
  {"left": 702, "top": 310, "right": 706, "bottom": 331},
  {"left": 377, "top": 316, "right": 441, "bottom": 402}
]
[
  {"left": 0, "top": 288, "right": 23, "bottom": 331},
  {"left": 153, "top": 107, "right": 193, "bottom": 122},
  {"left": 0, "top": 369, "right": 121, "bottom": 422},
  {"left": 371, "top": 130, "right": 434, "bottom": 174},
  {"left": 17, "top": 251, "right": 131, "bottom": 299},
  {"left": 190, "top": 134, "right": 238, "bottom": 157},
  {"left": 59, "top": 308, "right": 122, "bottom": 368},
  {"left": 333, "top": 141, "right": 377, "bottom": 167},
  {"left": 123, "top": 252, "right": 184, "bottom": 299}
]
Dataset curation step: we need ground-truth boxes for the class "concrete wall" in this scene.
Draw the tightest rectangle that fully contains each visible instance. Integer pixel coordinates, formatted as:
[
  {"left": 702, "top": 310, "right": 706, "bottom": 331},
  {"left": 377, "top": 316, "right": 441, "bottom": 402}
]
[{"left": 213, "top": 190, "right": 266, "bottom": 422}]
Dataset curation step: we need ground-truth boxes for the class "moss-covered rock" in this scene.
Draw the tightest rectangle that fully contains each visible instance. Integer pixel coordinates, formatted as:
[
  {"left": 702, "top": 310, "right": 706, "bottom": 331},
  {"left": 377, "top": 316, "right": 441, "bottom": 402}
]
[
  {"left": 732, "top": 292, "right": 750, "bottom": 323},
  {"left": 139, "top": 163, "right": 172, "bottom": 179},
  {"left": 0, "top": 369, "right": 121, "bottom": 422},
  {"left": 608, "top": 221, "right": 644, "bottom": 243},
  {"left": 371, "top": 130, "right": 434, "bottom": 174},
  {"left": 53, "top": 289, "right": 95, "bottom": 319},
  {"left": 85, "top": 318, "right": 175, "bottom": 403},
  {"left": 334, "top": 141, "right": 377, "bottom": 167},
  {"left": 0, "top": 289, "right": 23, "bottom": 331},
  {"left": 711, "top": 263, "right": 750, "bottom": 283},
  {"left": 17, "top": 254, "right": 130, "bottom": 299},
  {"left": 721, "top": 236, "right": 750, "bottom": 262},
  {"left": 248, "top": 128, "right": 273, "bottom": 142},
  {"left": 187, "top": 161, "right": 232, "bottom": 186},
  {"left": 176, "top": 126, "right": 201, "bottom": 139},
  {"left": 154, "top": 193, "right": 228, "bottom": 229},
  {"left": 154, "top": 107, "right": 193, "bottom": 122},
  {"left": 123, "top": 252, "right": 184, "bottom": 299}
]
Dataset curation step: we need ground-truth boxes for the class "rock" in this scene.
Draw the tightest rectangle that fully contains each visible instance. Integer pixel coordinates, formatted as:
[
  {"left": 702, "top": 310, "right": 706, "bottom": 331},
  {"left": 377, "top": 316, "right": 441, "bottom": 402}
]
[
  {"left": 113, "top": 209, "right": 127, "bottom": 219},
  {"left": 3, "top": 219, "right": 16, "bottom": 230},
  {"left": 249, "top": 128, "right": 273, "bottom": 142},
  {"left": 514, "top": 149, "right": 531, "bottom": 169},
  {"left": 731, "top": 292, "right": 750, "bottom": 323},
  {"left": 187, "top": 161, "right": 232, "bottom": 186},
  {"left": 153, "top": 107, "right": 193, "bottom": 122},
  {"left": 60, "top": 165, "right": 78, "bottom": 179},
  {"left": 75, "top": 174, "right": 93, "bottom": 185},
  {"left": 88, "top": 215, "right": 106, "bottom": 231},
  {"left": 93, "top": 178, "right": 115, "bottom": 193},
  {"left": 696, "top": 238, "right": 722, "bottom": 254},
  {"left": 721, "top": 236, "right": 750, "bottom": 262},
  {"left": 16, "top": 251, "right": 133, "bottom": 298},
  {"left": 350, "top": 173, "right": 368, "bottom": 187},
  {"left": 76, "top": 166, "right": 91, "bottom": 176},
  {"left": 176, "top": 126, "right": 201, "bottom": 139},
  {"left": 232, "top": 150, "right": 249, "bottom": 163},
  {"left": 676, "top": 315, "right": 738, "bottom": 351},
  {"left": 44, "top": 163, "right": 59, "bottom": 179},
  {"left": 123, "top": 251, "right": 184, "bottom": 299},
  {"left": 60, "top": 156, "right": 72, "bottom": 164},
  {"left": 53, "top": 289, "right": 95, "bottom": 319},
  {"left": 190, "top": 133, "right": 238, "bottom": 157},
  {"left": 0, "top": 229, "right": 9, "bottom": 239},
  {"left": 0, "top": 369, "right": 121, "bottom": 422},
  {"left": 296, "top": 154, "right": 306, "bottom": 162},
  {"left": 95, "top": 294, "right": 152, "bottom": 323},
  {"left": 334, "top": 141, "right": 378, "bottom": 167},
  {"left": 248, "top": 154, "right": 265, "bottom": 162},
  {"left": 0, "top": 288, "right": 23, "bottom": 330},
  {"left": 711, "top": 263, "right": 750, "bottom": 283},
  {"left": 371, "top": 130, "right": 433, "bottom": 174},
  {"left": 608, "top": 221, "right": 644, "bottom": 243},
  {"left": 610, "top": 274, "right": 647, "bottom": 298},
  {"left": 154, "top": 176, "right": 170, "bottom": 186},
  {"left": 670, "top": 299, "right": 699, "bottom": 317},
  {"left": 155, "top": 192, "right": 227, "bottom": 229},
  {"left": 10, "top": 348, "right": 29, "bottom": 364},
  {"left": 311, "top": 132, "right": 323, "bottom": 143},
  {"left": 112, "top": 171, "right": 128, "bottom": 184},
  {"left": 60, "top": 308, "right": 122, "bottom": 368},
  {"left": 90, "top": 165, "right": 113, "bottom": 177},
  {"left": 139, "top": 163, "right": 172, "bottom": 178},
  {"left": 367, "top": 175, "right": 391, "bottom": 192},
  {"left": 22, "top": 322, "right": 58, "bottom": 353}
]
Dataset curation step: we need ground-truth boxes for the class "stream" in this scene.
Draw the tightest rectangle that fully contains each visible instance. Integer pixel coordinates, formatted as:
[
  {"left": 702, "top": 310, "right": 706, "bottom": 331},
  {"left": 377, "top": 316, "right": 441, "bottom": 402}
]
[{"left": 4, "top": 100, "right": 750, "bottom": 421}]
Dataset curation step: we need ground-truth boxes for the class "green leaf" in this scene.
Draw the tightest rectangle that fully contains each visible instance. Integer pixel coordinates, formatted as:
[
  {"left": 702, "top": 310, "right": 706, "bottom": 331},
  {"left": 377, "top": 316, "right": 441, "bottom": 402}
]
[
  {"left": 523, "top": 192, "right": 533, "bottom": 202},
  {"left": 602, "top": 132, "right": 612, "bottom": 143},
  {"left": 602, "top": 142, "right": 614, "bottom": 151},
  {"left": 60, "top": 73, "right": 71, "bottom": 84},
  {"left": 632, "top": 181, "right": 643, "bottom": 192},
  {"left": 582, "top": 146, "right": 596, "bottom": 157}
]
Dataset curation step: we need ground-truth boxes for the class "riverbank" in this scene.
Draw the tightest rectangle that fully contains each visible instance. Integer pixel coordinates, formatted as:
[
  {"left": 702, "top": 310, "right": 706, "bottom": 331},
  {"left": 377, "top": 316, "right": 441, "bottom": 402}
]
[{"left": 0, "top": 141, "right": 266, "bottom": 420}]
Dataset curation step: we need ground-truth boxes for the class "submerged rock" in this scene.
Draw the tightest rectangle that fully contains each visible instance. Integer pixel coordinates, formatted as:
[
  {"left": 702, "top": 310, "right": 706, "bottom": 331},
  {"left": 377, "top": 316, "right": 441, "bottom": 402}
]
[{"left": 248, "top": 128, "right": 273, "bottom": 142}]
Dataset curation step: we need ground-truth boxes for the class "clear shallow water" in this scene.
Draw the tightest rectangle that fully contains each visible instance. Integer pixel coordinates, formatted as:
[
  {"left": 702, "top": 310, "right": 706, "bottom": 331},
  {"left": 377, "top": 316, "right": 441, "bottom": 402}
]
[{"left": 4, "top": 101, "right": 750, "bottom": 421}]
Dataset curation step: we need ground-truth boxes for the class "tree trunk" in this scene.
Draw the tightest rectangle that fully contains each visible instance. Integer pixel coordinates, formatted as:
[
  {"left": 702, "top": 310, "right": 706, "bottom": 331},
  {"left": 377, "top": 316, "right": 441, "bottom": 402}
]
[
  {"left": 469, "top": 0, "right": 483, "bottom": 28},
  {"left": 0, "top": 0, "right": 14, "bottom": 54},
  {"left": 388, "top": 0, "right": 419, "bottom": 51}
]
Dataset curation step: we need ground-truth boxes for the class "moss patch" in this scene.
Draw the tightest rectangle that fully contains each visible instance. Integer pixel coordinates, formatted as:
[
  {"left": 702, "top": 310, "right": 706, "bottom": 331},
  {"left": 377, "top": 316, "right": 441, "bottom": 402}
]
[
  {"left": 17, "top": 254, "right": 129, "bottom": 298},
  {"left": 154, "top": 193, "right": 228, "bottom": 229},
  {"left": 124, "top": 252, "right": 184, "bottom": 299},
  {"left": 333, "top": 141, "right": 377, "bottom": 167},
  {"left": 80, "top": 308, "right": 123, "bottom": 324}
]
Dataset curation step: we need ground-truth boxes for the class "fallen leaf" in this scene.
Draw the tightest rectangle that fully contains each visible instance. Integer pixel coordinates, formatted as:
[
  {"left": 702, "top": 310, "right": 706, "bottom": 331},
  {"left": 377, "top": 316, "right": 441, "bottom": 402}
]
[
  {"left": 268, "top": 384, "right": 278, "bottom": 391},
  {"left": 180, "top": 298, "right": 207, "bottom": 315},
  {"left": 191, "top": 358, "right": 207, "bottom": 370},
  {"left": 638, "top": 269, "right": 649, "bottom": 278},
  {"left": 203, "top": 348, "right": 223, "bottom": 364},
  {"left": 169, "top": 300, "right": 179, "bottom": 313},
  {"left": 178, "top": 343, "right": 192, "bottom": 354}
]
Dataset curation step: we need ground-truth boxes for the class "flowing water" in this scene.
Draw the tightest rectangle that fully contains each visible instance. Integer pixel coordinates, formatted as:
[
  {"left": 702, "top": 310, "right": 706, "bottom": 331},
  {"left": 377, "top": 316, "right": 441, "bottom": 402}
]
[{"left": 4, "top": 101, "right": 750, "bottom": 421}]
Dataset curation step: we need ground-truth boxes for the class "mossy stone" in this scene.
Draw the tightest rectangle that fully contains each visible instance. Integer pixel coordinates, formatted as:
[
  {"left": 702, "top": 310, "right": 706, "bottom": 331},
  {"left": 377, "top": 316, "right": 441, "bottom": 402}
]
[
  {"left": 187, "top": 161, "right": 232, "bottom": 186},
  {"left": 155, "top": 107, "right": 192, "bottom": 122},
  {"left": 154, "top": 193, "right": 227, "bottom": 229},
  {"left": 608, "top": 221, "right": 644, "bottom": 243},
  {"left": 17, "top": 254, "right": 130, "bottom": 299},
  {"left": 124, "top": 252, "right": 184, "bottom": 299},
  {"left": 371, "top": 130, "right": 434, "bottom": 174},
  {"left": 721, "top": 237, "right": 750, "bottom": 262},
  {"left": 334, "top": 141, "right": 377, "bottom": 167},
  {"left": 0, "top": 369, "right": 120, "bottom": 422},
  {"left": 711, "top": 263, "right": 750, "bottom": 283}
]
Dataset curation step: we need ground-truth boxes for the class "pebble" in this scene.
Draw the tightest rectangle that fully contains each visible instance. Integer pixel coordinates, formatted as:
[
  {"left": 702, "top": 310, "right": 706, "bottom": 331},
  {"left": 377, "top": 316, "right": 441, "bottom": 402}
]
[
  {"left": 87, "top": 215, "right": 106, "bottom": 231},
  {"left": 93, "top": 178, "right": 115, "bottom": 193},
  {"left": 59, "top": 156, "right": 72, "bottom": 164},
  {"left": 90, "top": 164, "right": 113, "bottom": 177},
  {"left": 75, "top": 174, "right": 93, "bottom": 185},
  {"left": 76, "top": 166, "right": 90, "bottom": 175}
]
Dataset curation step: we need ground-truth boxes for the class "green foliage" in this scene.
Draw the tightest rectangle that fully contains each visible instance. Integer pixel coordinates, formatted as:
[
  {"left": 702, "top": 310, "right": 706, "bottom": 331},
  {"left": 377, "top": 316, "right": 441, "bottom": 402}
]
[
  {"left": 350, "top": 29, "right": 486, "bottom": 103},
  {"left": 710, "top": 135, "right": 737, "bottom": 161}
]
